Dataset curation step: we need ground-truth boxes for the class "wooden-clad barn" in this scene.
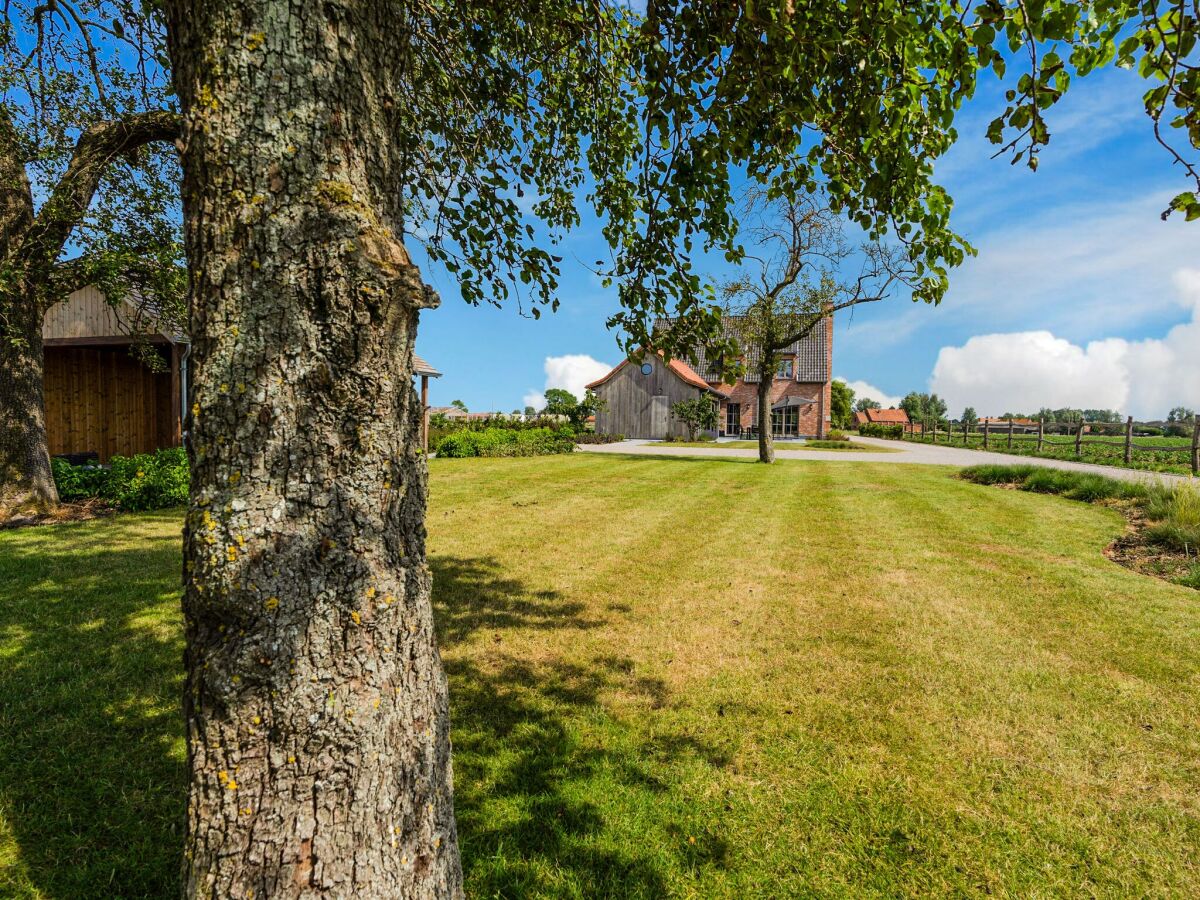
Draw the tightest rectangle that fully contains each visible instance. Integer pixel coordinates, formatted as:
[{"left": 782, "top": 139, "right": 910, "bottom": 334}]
[
  {"left": 587, "top": 354, "right": 726, "bottom": 440},
  {"left": 42, "top": 285, "right": 188, "bottom": 462}
]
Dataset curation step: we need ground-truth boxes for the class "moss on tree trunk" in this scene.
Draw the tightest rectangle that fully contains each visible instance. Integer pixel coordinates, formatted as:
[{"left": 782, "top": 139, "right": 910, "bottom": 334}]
[{"left": 166, "top": 2, "right": 463, "bottom": 895}]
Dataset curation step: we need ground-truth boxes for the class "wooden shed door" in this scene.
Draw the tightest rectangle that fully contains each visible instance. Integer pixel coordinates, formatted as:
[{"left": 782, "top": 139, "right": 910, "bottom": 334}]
[{"left": 650, "top": 395, "right": 669, "bottom": 439}]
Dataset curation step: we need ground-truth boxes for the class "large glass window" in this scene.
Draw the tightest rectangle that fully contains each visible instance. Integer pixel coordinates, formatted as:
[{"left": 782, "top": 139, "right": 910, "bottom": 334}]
[
  {"left": 770, "top": 406, "right": 799, "bottom": 437},
  {"left": 776, "top": 358, "right": 794, "bottom": 379}
]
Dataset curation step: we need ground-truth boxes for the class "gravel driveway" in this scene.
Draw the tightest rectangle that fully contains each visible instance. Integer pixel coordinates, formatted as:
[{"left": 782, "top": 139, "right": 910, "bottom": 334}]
[{"left": 578, "top": 436, "right": 1193, "bottom": 486}]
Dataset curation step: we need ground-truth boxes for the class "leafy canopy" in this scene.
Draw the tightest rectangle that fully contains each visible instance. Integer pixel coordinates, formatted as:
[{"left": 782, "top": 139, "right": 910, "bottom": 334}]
[{"left": 1, "top": 1, "right": 182, "bottom": 323}]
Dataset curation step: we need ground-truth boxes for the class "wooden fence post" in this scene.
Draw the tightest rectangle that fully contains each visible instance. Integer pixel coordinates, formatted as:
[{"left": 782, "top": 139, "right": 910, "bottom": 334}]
[
  {"left": 1037, "top": 418, "right": 1044, "bottom": 452},
  {"left": 1007, "top": 417, "right": 1013, "bottom": 449},
  {"left": 1124, "top": 415, "right": 1133, "bottom": 465},
  {"left": 983, "top": 420, "right": 989, "bottom": 450},
  {"left": 1192, "top": 416, "right": 1199, "bottom": 476},
  {"left": 963, "top": 420, "right": 968, "bottom": 445},
  {"left": 1076, "top": 420, "right": 1084, "bottom": 458}
]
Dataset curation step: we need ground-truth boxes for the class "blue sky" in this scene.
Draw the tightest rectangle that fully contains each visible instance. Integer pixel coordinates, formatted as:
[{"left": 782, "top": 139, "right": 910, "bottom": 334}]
[{"left": 415, "top": 66, "right": 1200, "bottom": 419}]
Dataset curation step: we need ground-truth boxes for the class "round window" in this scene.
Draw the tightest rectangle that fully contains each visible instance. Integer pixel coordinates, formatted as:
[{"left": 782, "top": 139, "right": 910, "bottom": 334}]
[{"left": 640, "top": 362, "right": 653, "bottom": 375}]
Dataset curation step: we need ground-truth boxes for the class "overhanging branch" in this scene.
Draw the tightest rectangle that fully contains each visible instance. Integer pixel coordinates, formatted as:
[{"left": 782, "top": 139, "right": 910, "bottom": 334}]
[{"left": 23, "top": 109, "right": 181, "bottom": 276}]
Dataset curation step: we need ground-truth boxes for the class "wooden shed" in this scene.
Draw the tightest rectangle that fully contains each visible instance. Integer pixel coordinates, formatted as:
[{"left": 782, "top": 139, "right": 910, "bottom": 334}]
[
  {"left": 42, "top": 285, "right": 188, "bottom": 462},
  {"left": 586, "top": 354, "right": 726, "bottom": 440}
]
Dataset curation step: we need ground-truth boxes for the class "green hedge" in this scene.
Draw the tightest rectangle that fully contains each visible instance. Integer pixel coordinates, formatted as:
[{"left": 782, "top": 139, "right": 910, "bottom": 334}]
[
  {"left": 858, "top": 422, "right": 904, "bottom": 439},
  {"left": 51, "top": 447, "right": 189, "bottom": 511},
  {"left": 435, "top": 426, "right": 576, "bottom": 458}
]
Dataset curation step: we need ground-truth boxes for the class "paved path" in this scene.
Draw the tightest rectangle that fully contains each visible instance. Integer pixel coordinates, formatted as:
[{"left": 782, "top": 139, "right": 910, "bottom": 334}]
[{"left": 578, "top": 437, "right": 1193, "bottom": 485}]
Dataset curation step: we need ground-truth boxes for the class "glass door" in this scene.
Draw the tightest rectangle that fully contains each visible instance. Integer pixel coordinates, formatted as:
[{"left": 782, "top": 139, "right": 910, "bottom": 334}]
[{"left": 725, "top": 403, "right": 740, "bottom": 436}]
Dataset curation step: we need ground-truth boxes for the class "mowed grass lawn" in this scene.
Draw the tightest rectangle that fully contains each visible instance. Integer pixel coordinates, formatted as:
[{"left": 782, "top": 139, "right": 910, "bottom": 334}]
[{"left": 3, "top": 455, "right": 1200, "bottom": 897}]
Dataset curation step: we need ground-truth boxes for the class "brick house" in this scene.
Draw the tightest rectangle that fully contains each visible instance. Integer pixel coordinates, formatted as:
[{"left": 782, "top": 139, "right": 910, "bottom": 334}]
[
  {"left": 853, "top": 407, "right": 912, "bottom": 427},
  {"left": 588, "top": 314, "right": 833, "bottom": 439}
]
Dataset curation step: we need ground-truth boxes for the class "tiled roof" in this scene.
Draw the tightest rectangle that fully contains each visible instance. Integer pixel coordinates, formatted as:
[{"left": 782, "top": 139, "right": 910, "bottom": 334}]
[
  {"left": 863, "top": 408, "right": 910, "bottom": 424},
  {"left": 653, "top": 314, "right": 829, "bottom": 383},
  {"left": 979, "top": 417, "right": 1037, "bottom": 425},
  {"left": 413, "top": 354, "right": 441, "bottom": 377}
]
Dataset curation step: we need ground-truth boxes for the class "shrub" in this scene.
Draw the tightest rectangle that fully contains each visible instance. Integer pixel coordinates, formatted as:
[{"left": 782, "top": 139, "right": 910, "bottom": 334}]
[
  {"left": 858, "top": 422, "right": 903, "bottom": 439},
  {"left": 51, "top": 447, "right": 189, "bottom": 510},
  {"left": 825, "top": 430, "right": 848, "bottom": 442},
  {"left": 50, "top": 457, "right": 110, "bottom": 501},
  {"left": 434, "top": 426, "right": 575, "bottom": 458},
  {"left": 806, "top": 440, "right": 858, "bottom": 450}
]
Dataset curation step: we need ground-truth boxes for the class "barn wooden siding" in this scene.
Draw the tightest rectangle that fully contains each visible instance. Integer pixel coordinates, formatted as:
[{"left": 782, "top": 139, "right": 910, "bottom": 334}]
[
  {"left": 593, "top": 361, "right": 708, "bottom": 439},
  {"left": 42, "top": 284, "right": 162, "bottom": 341},
  {"left": 44, "top": 346, "right": 176, "bottom": 461}
]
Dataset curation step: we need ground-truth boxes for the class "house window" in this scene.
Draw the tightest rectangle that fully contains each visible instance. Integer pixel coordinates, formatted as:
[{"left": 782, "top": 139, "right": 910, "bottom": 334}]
[
  {"left": 776, "top": 358, "right": 794, "bottom": 379},
  {"left": 770, "top": 406, "right": 799, "bottom": 437}
]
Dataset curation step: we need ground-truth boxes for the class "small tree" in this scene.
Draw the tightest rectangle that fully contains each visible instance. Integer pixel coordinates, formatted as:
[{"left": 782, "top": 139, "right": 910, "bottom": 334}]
[
  {"left": 671, "top": 397, "right": 718, "bottom": 441},
  {"left": 570, "top": 390, "right": 605, "bottom": 431},
  {"left": 451, "top": 398, "right": 468, "bottom": 413},
  {"left": 714, "top": 188, "right": 916, "bottom": 463},
  {"left": 542, "top": 388, "right": 578, "bottom": 418},
  {"left": 830, "top": 380, "right": 855, "bottom": 429},
  {"left": 961, "top": 407, "right": 979, "bottom": 429},
  {"left": 855, "top": 397, "right": 882, "bottom": 413},
  {"left": 524, "top": 405, "right": 537, "bottom": 418},
  {"left": 1168, "top": 406, "right": 1196, "bottom": 423}
]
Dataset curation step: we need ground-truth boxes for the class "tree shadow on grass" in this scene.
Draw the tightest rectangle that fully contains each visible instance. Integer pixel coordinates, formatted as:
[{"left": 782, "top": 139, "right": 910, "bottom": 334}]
[
  {"left": 431, "top": 555, "right": 731, "bottom": 898},
  {"left": 0, "top": 513, "right": 186, "bottom": 898},
  {"left": 0, "top": 530, "right": 725, "bottom": 897}
]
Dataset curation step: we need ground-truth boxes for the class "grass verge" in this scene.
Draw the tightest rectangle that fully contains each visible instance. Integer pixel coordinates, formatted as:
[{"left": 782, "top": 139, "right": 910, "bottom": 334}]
[{"left": 961, "top": 463, "right": 1200, "bottom": 588}]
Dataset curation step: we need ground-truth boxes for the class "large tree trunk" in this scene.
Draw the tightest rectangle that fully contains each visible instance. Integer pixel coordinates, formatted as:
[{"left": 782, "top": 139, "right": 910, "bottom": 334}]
[
  {"left": 0, "top": 300, "right": 58, "bottom": 515},
  {"left": 757, "top": 367, "right": 775, "bottom": 464},
  {"left": 166, "top": 3, "right": 462, "bottom": 896}
]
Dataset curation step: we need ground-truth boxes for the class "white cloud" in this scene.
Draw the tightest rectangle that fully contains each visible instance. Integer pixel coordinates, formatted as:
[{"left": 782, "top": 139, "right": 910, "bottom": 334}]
[
  {"left": 930, "top": 268, "right": 1200, "bottom": 419},
  {"left": 835, "top": 377, "right": 902, "bottom": 409},
  {"left": 938, "top": 191, "right": 1198, "bottom": 335},
  {"left": 523, "top": 354, "right": 613, "bottom": 410}
]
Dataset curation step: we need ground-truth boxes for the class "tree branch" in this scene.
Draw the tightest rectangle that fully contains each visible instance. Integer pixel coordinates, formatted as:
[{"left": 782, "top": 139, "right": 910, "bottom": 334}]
[
  {"left": 23, "top": 109, "right": 180, "bottom": 275},
  {"left": 0, "top": 104, "right": 36, "bottom": 254}
]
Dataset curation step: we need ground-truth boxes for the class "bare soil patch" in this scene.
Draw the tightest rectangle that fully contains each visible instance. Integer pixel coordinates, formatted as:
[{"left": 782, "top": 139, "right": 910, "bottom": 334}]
[{"left": 1, "top": 499, "right": 116, "bottom": 530}]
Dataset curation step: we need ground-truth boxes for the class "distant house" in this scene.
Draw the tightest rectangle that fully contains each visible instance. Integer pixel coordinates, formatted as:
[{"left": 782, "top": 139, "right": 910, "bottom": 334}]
[
  {"left": 853, "top": 407, "right": 916, "bottom": 430},
  {"left": 979, "top": 416, "right": 1038, "bottom": 434},
  {"left": 42, "top": 285, "right": 188, "bottom": 462},
  {"left": 429, "top": 405, "right": 469, "bottom": 420},
  {"left": 588, "top": 313, "right": 833, "bottom": 440}
]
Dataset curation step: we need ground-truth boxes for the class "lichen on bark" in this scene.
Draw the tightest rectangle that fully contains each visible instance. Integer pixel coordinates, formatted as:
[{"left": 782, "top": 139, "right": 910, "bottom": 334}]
[{"left": 166, "top": 1, "right": 462, "bottom": 895}]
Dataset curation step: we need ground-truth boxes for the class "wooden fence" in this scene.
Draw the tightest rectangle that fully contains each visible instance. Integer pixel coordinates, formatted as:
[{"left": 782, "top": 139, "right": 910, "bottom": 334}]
[{"left": 901, "top": 416, "right": 1200, "bottom": 475}]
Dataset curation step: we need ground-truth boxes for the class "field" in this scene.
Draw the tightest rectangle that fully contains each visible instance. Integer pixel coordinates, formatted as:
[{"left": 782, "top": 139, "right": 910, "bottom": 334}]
[
  {"left": 4, "top": 455, "right": 1200, "bottom": 896},
  {"left": 899, "top": 431, "right": 1196, "bottom": 475}
]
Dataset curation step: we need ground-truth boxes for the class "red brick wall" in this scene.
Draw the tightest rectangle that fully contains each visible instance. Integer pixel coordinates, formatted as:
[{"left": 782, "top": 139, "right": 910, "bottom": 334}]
[
  {"left": 714, "top": 315, "right": 833, "bottom": 437},
  {"left": 716, "top": 379, "right": 827, "bottom": 437}
]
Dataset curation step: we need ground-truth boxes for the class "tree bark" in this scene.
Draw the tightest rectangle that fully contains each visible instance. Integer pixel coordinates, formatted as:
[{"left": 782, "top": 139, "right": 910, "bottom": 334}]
[
  {"left": 0, "top": 301, "right": 57, "bottom": 514},
  {"left": 0, "top": 107, "right": 57, "bottom": 514},
  {"left": 757, "top": 365, "right": 775, "bottom": 464},
  {"left": 166, "top": 2, "right": 462, "bottom": 896}
]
